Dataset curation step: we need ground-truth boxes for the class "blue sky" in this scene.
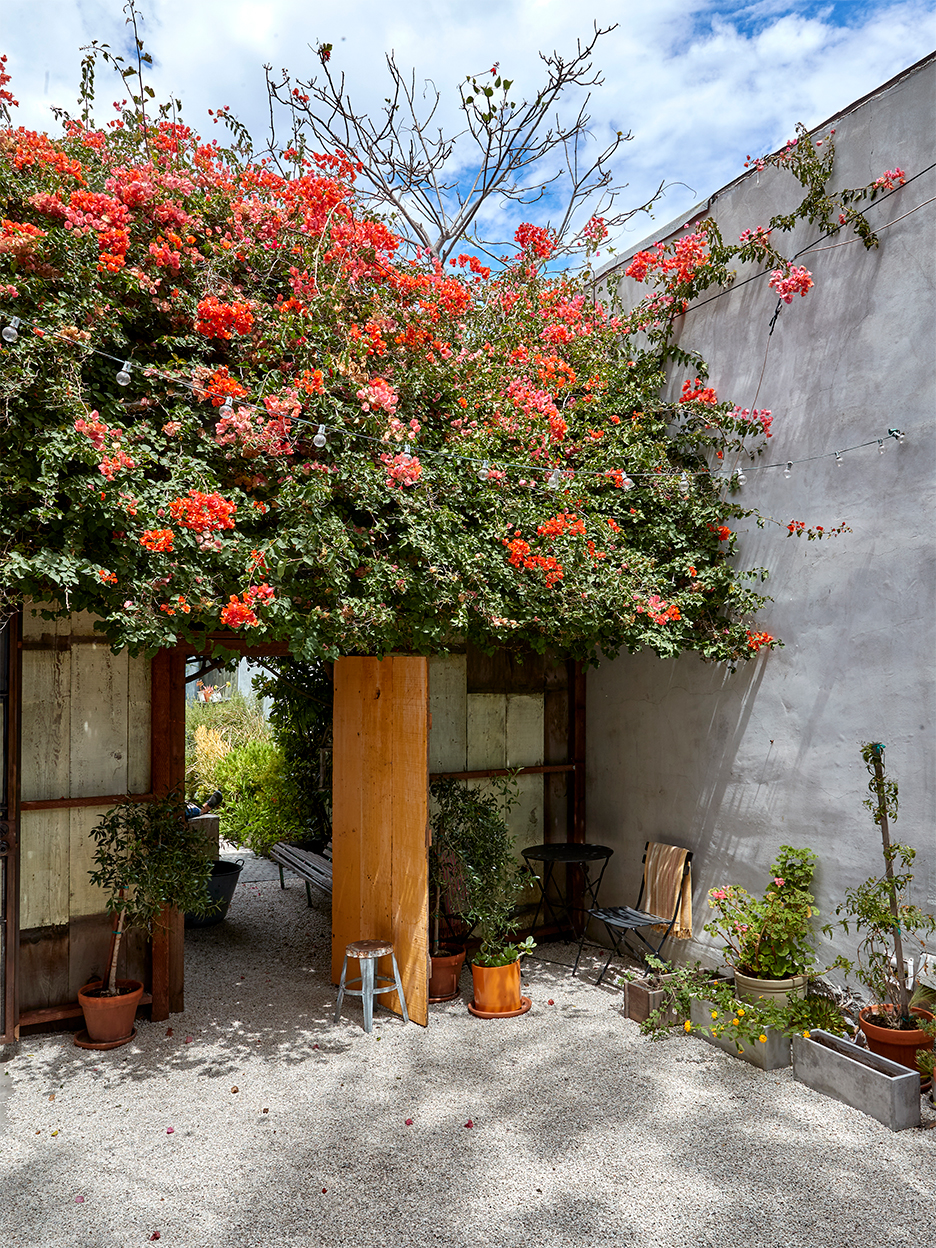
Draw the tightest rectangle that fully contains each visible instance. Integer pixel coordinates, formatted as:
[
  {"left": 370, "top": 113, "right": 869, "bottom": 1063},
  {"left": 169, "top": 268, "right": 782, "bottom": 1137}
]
[{"left": 3, "top": 1, "right": 934, "bottom": 250}]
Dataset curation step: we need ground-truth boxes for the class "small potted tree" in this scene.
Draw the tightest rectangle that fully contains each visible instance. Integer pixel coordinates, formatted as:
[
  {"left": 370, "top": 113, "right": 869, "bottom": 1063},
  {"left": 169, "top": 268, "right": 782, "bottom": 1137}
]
[
  {"left": 827, "top": 743, "right": 936, "bottom": 1071},
  {"left": 79, "top": 791, "right": 214, "bottom": 1048},
  {"left": 427, "top": 777, "right": 533, "bottom": 1006}
]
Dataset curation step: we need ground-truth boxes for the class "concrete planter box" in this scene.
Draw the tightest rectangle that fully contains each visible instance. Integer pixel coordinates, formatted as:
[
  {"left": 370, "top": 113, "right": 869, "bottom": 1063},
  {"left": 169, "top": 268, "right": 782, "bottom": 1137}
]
[
  {"left": 792, "top": 1029, "right": 921, "bottom": 1131},
  {"left": 689, "top": 999, "right": 791, "bottom": 1070},
  {"left": 622, "top": 975, "right": 680, "bottom": 1024}
]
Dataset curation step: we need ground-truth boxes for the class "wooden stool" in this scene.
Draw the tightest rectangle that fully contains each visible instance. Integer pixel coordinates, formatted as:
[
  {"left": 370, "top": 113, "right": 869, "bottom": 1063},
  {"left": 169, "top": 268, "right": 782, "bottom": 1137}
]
[{"left": 334, "top": 940, "right": 410, "bottom": 1033}]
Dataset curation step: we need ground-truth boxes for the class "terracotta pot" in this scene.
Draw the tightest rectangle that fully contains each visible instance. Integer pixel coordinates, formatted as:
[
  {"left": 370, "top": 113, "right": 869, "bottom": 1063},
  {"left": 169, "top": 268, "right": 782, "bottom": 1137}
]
[
  {"left": 734, "top": 970, "right": 808, "bottom": 1008},
  {"left": 471, "top": 960, "right": 521, "bottom": 1015},
  {"left": 428, "top": 947, "right": 466, "bottom": 1001},
  {"left": 858, "top": 1005, "right": 935, "bottom": 1072},
  {"left": 78, "top": 979, "right": 144, "bottom": 1044}
]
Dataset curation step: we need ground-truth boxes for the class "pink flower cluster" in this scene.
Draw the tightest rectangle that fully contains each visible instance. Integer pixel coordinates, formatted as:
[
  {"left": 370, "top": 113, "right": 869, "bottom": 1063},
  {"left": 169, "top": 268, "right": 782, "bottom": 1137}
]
[
  {"left": 873, "top": 168, "right": 905, "bottom": 191},
  {"left": 75, "top": 412, "right": 136, "bottom": 480},
  {"left": 381, "top": 451, "right": 422, "bottom": 488},
  {"left": 768, "top": 265, "right": 813, "bottom": 304},
  {"left": 731, "top": 406, "right": 773, "bottom": 438},
  {"left": 357, "top": 377, "right": 398, "bottom": 415}
]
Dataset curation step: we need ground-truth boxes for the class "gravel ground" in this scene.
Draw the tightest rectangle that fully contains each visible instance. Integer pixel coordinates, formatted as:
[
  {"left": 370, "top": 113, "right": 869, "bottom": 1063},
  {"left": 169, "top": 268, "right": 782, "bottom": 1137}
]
[{"left": 2, "top": 868, "right": 935, "bottom": 1248}]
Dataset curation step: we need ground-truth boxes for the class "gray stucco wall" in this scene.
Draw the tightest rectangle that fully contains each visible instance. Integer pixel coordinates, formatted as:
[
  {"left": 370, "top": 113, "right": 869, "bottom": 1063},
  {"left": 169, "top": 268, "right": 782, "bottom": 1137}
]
[{"left": 587, "top": 57, "right": 935, "bottom": 980}]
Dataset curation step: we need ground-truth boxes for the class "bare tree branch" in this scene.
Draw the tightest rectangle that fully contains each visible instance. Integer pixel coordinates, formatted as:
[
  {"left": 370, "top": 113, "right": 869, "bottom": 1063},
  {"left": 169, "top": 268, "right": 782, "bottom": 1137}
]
[{"left": 251, "top": 24, "right": 659, "bottom": 263}]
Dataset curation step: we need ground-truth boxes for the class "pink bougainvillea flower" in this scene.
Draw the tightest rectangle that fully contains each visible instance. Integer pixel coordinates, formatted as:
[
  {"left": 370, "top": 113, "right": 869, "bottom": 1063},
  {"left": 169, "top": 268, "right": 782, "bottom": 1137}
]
[
  {"left": 464, "top": 1119, "right": 474, "bottom": 1128},
  {"left": 405, "top": 1118, "right": 413, "bottom": 1126}
]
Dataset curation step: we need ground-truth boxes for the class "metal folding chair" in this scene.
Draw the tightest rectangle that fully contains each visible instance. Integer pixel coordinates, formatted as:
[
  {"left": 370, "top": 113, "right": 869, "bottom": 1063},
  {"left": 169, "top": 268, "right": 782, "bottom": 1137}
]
[{"left": 573, "top": 842, "right": 693, "bottom": 984}]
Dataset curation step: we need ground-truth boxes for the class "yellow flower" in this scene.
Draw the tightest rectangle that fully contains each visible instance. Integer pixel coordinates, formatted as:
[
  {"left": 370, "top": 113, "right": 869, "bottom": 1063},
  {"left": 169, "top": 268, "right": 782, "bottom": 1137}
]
[
  {"left": 759, "top": 1034, "right": 767, "bottom": 1043},
  {"left": 710, "top": 1011, "right": 718, "bottom": 1020},
  {"left": 802, "top": 1030, "right": 811, "bottom": 1038},
  {"left": 684, "top": 1020, "right": 692, "bottom": 1033},
  {"left": 732, "top": 1017, "right": 740, "bottom": 1026},
  {"left": 738, "top": 1008, "right": 745, "bottom": 1016}
]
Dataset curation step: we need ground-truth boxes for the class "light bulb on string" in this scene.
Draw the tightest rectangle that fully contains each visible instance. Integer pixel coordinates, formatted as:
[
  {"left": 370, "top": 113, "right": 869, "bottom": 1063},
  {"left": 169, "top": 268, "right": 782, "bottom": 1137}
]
[
  {"left": 878, "top": 439, "right": 885, "bottom": 455},
  {"left": 888, "top": 427, "right": 905, "bottom": 445},
  {"left": 401, "top": 444, "right": 412, "bottom": 465},
  {"left": 622, "top": 475, "right": 635, "bottom": 490},
  {"left": 735, "top": 469, "right": 746, "bottom": 486},
  {"left": 679, "top": 472, "right": 690, "bottom": 496},
  {"left": 312, "top": 425, "right": 327, "bottom": 449},
  {"left": 783, "top": 462, "right": 792, "bottom": 479},
  {"left": 2, "top": 316, "right": 21, "bottom": 344},
  {"left": 219, "top": 396, "right": 234, "bottom": 417},
  {"left": 477, "top": 460, "right": 490, "bottom": 482},
  {"left": 546, "top": 468, "right": 561, "bottom": 490},
  {"left": 115, "top": 361, "right": 132, "bottom": 387},
  {"left": 835, "top": 451, "right": 843, "bottom": 466}
]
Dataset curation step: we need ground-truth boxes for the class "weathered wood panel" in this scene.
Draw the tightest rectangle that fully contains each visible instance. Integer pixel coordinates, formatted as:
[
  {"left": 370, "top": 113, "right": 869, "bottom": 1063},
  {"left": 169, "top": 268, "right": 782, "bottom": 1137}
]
[
  {"left": 20, "top": 646, "right": 70, "bottom": 802},
  {"left": 332, "top": 657, "right": 428, "bottom": 1027},
  {"left": 70, "top": 644, "right": 129, "bottom": 799},
  {"left": 428, "top": 655, "right": 467, "bottom": 773},
  {"left": 466, "top": 694, "right": 506, "bottom": 770},
  {"left": 19, "top": 811, "right": 69, "bottom": 930},
  {"left": 127, "top": 654, "right": 152, "bottom": 794},
  {"left": 69, "top": 805, "right": 110, "bottom": 918}
]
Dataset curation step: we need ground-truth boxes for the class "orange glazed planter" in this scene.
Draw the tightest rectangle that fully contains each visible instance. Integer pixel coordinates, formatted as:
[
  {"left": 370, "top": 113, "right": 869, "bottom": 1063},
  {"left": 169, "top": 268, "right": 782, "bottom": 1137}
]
[{"left": 468, "top": 960, "right": 531, "bottom": 1018}]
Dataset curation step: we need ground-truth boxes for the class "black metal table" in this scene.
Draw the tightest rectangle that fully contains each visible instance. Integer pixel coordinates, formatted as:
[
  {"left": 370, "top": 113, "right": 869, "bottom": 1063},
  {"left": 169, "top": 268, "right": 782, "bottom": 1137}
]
[{"left": 521, "top": 843, "right": 613, "bottom": 939}]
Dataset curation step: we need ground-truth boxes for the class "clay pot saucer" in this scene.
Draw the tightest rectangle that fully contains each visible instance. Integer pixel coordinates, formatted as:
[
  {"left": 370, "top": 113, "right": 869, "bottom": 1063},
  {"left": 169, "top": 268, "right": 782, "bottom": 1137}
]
[
  {"left": 74, "top": 1027, "right": 136, "bottom": 1051},
  {"left": 467, "top": 995, "right": 532, "bottom": 1019}
]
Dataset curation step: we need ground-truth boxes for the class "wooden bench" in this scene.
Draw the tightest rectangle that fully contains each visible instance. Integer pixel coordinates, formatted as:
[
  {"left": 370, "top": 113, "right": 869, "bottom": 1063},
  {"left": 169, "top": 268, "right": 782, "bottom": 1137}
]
[{"left": 269, "top": 842, "right": 333, "bottom": 906}]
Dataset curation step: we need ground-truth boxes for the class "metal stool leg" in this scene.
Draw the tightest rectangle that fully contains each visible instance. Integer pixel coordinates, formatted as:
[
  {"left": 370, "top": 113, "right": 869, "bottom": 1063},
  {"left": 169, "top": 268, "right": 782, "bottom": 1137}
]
[
  {"left": 361, "top": 957, "right": 376, "bottom": 1033},
  {"left": 334, "top": 953, "right": 349, "bottom": 1023},
  {"left": 389, "top": 952, "right": 409, "bottom": 1024}
]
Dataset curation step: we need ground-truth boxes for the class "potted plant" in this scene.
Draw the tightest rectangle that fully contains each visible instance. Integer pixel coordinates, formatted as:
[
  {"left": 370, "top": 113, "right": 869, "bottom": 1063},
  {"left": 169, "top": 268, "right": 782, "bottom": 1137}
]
[
  {"left": 427, "top": 777, "right": 534, "bottom": 1007},
  {"left": 704, "top": 845, "right": 819, "bottom": 1005},
  {"left": 826, "top": 743, "right": 936, "bottom": 1071},
  {"left": 81, "top": 791, "right": 214, "bottom": 1047},
  {"left": 427, "top": 779, "right": 536, "bottom": 1017},
  {"left": 618, "top": 954, "right": 682, "bottom": 1024}
]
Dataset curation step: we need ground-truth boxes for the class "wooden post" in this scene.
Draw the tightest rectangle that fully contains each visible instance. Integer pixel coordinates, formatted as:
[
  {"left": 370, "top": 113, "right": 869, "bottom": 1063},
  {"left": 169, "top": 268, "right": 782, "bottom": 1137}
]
[
  {"left": 150, "top": 648, "right": 187, "bottom": 1020},
  {"left": 332, "top": 657, "right": 429, "bottom": 1026}
]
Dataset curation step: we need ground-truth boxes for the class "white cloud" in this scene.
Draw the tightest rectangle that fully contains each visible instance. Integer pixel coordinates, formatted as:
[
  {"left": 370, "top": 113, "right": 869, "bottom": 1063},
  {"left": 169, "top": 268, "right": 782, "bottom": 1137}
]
[{"left": 3, "top": 0, "right": 934, "bottom": 248}]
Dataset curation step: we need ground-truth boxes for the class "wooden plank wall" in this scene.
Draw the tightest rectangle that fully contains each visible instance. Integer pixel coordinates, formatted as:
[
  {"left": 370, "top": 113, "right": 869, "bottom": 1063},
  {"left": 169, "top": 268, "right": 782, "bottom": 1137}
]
[
  {"left": 18, "top": 610, "right": 153, "bottom": 1012},
  {"left": 332, "top": 657, "right": 429, "bottom": 1027}
]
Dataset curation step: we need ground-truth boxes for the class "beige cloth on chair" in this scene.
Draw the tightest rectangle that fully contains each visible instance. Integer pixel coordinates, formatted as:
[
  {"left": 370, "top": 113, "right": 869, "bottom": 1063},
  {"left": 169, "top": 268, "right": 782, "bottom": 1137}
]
[{"left": 643, "top": 842, "right": 692, "bottom": 939}]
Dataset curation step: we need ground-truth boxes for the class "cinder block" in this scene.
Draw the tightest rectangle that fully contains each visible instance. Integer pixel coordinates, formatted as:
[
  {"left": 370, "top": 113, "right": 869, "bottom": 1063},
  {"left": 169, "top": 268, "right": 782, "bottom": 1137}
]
[{"left": 792, "top": 1029, "right": 921, "bottom": 1131}]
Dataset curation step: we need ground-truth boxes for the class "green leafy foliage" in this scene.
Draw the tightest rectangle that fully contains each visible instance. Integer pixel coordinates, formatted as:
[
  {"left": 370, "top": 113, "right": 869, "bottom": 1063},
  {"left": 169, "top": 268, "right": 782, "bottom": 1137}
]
[
  {"left": 704, "top": 845, "right": 819, "bottom": 980},
  {"left": 88, "top": 790, "right": 214, "bottom": 991},
  {"left": 213, "top": 738, "right": 308, "bottom": 857}
]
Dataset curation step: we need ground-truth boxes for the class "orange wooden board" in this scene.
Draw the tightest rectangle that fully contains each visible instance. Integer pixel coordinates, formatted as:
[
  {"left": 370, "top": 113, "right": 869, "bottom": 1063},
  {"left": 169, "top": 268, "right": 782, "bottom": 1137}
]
[{"left": 332, "top": 657, "right": 428, "bottom": 1026}]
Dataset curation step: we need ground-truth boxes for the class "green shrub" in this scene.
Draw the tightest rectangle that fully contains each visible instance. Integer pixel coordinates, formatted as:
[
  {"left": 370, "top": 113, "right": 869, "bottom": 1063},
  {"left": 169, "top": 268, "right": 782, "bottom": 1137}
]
[
  {"left": 185, "top": 690, "right": 270, "bottom": 798},
  {"left": 214, "top": 739, "right": 309, "bottom": 856}
]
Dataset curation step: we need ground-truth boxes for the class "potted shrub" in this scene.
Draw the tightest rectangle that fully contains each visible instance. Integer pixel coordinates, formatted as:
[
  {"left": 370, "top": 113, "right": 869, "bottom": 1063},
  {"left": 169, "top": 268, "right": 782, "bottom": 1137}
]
[
  {"left": 426, "top": 779, "right": 536, "bottom": 1017},
  {"left": 826, "top": 743, "right": 936, "bottom": 1071},
  {"left": 81, "top": 791, "right": 214, "bottom": 1047},
  {"left": 427, "top": 777, "right": 533, "bottom": 1007},
  {"left": 704, "top": 845, "right": 819, "bottom": 1005}
]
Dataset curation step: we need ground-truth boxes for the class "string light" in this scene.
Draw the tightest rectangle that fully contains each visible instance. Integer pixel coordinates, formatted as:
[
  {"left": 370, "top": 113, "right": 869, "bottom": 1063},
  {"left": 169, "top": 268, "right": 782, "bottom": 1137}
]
[
  {"left": 783, "top": 461, "right": 792, "bottom": 479},
  {"left": 401, "top": 444, "right": 412, "bottom": 465},
  {"left": 0, "top": 302, "right": 922, "bottom": 492},
  {"left": 477, "top": 460, "right": 490, "bottom": 482},
  {"left": 679, "top": 472, "right": 690, "bottom": 495}
]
